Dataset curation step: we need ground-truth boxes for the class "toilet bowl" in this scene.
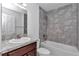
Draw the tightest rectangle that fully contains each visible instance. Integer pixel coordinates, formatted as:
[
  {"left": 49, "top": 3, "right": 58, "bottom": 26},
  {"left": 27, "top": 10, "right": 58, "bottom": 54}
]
[
  {"left": 37, "top": 39, "right": 50, "bottom": 56},
  {"left": 37, "top": 47, "right": 50, "bottom": 56}
]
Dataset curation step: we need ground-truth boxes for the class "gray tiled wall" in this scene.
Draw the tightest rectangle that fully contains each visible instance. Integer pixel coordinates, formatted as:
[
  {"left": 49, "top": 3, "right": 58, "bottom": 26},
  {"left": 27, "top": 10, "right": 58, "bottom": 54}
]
[
  {"left": 78, "top": 4, "right": 79, "bottom": 49},
  {"left": 39, "top": 7, "right": 47, "bottom": 42},
  {"left": 47, "top": 4, "right": 77, "bottom": 46}
]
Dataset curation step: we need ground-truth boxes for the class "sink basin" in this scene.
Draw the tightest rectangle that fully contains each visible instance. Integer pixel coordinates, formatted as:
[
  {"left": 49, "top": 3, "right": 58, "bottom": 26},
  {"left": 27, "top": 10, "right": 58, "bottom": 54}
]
[{"left": 9, "top": 37, "right": 31, "bottom": 43}]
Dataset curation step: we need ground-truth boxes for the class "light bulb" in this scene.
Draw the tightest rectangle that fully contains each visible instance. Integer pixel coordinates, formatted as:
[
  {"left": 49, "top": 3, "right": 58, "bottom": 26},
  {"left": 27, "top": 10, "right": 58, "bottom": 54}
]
[{"left": 22, "top": 3, "right": 27, "bottom": 7}]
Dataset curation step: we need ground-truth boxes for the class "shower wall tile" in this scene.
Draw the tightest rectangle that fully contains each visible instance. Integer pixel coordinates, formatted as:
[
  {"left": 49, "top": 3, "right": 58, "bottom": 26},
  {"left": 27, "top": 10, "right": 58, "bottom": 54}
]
[
  {"left": 39, "top": 7, "right": 47, "bottom": 42},
  {"left": 78, "top": 4, "right": 79, "bottom": 49},
  {"left": 47, "top": 4, "right": 77, "bottom": 46}
]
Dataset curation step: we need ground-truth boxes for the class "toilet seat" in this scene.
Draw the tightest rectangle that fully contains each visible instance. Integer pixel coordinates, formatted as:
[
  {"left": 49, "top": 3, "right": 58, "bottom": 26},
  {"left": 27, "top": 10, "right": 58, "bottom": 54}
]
[{"left": 37, "top": 48, "right": 50, "bottom": 55}]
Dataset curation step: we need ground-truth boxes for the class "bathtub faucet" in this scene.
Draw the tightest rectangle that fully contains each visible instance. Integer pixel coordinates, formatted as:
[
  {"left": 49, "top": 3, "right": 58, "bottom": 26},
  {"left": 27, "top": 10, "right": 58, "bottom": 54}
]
[{"left": 43, "top": 34, "right": 47, "bottom": 41}]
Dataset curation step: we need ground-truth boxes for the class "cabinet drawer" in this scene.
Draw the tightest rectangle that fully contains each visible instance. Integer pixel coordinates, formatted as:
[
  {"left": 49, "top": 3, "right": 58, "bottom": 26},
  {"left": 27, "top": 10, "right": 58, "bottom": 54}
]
[
  {"left": 27, "top": 49, "right": 36, "bottom": 56},
  {"left": 8, "top": 42, "right": 36, "bottom": 56}
]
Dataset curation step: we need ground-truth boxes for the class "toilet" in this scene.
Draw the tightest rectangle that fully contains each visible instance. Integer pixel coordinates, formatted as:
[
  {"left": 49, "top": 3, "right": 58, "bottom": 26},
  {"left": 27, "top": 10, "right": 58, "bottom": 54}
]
[
  {"left": 37, "top": 47, "right": 50, "bottom": 56},
  {"left": 37, "top": 39, "right": 50, "bottom": 56}
]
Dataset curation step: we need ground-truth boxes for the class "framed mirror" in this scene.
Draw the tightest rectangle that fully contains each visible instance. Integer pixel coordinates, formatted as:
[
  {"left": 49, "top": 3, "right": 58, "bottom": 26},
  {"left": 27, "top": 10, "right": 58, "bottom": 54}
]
[{"left": 2, "top": 4, "right": 27, "bottom": 41}]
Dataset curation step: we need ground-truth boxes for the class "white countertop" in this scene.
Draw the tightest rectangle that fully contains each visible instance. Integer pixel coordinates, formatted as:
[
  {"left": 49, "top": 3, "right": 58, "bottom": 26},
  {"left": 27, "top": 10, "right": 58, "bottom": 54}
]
[{"left": 0, "top": 38, "right": 37, "bottom": 54}]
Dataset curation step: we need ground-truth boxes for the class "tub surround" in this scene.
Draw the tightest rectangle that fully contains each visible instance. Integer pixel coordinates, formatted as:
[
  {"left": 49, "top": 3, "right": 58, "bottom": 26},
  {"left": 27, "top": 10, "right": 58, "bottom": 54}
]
[
  {"left": 47, "top": 4, "right": 77, "bottom": 46},
  {"left": 39, "top": 4, "right": 78, "bottom": 47},
  {"left": 0, "top": 38, "right": 37, "bottom": 55}
]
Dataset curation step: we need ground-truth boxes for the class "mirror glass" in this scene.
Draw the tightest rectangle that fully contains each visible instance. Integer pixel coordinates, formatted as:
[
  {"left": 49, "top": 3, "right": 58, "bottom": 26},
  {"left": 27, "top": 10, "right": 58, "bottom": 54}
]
[
  {"left": 2, "top": 12, "right": 16, "bottom": 40},
  {"left": 2, "top": 4, "right": 27, "bottom": 41}
]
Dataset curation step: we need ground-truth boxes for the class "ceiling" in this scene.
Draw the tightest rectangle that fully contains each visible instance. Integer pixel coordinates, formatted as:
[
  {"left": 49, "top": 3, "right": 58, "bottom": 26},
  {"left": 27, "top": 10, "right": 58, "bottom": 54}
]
[
  {"left": 38, "top": 3, "right": 70, "bottom": 12},
  {"left": 16, "top": 3, "right": 70, "bottom": 12}
]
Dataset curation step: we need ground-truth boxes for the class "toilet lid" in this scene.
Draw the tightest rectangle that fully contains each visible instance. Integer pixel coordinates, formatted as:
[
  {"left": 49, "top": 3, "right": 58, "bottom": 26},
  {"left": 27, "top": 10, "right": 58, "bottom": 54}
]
[{"left": 37, "top": 48, "right": 50, "bottom": 54}]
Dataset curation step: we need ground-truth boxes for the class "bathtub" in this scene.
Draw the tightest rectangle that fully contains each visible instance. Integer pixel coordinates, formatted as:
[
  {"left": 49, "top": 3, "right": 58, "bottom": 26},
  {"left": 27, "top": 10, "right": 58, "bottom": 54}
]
[{"left": 41, "top": 40, "right": 79, "bottom": 56}]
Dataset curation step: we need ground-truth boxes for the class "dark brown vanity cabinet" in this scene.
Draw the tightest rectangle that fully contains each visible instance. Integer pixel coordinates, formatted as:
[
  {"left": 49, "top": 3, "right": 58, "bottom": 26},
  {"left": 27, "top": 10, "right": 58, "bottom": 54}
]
[{"left": 2, "top": 42, "right": 37, "bottom": 56}]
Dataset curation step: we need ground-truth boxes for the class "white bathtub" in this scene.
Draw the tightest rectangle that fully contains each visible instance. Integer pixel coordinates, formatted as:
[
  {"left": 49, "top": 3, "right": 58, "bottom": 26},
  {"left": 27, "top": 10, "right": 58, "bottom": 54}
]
[{"left": 41, "top": 40, "right": 79, "bottom": 56}]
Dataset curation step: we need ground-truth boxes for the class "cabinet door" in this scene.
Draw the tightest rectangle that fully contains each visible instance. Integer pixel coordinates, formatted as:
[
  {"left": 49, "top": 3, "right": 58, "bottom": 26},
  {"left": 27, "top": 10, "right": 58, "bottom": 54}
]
[
  {"left": 27, "top": 49, "right": 36, "bottom": 56},
  {"left": 8, "top": 43, "right": 36, "bottom": 56},
  {"left": 23, "top": 54, "right": 28, "bottom": 56}
]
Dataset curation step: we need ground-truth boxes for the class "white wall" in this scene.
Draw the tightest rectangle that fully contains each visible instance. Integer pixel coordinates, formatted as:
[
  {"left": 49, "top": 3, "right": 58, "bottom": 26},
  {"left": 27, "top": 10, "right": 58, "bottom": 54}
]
[
  {"left": 26, "top": 4, "right": 39, "bottom": 39},
  {"left": 0, "top": 4, "right": 2, "bottom": 50}
]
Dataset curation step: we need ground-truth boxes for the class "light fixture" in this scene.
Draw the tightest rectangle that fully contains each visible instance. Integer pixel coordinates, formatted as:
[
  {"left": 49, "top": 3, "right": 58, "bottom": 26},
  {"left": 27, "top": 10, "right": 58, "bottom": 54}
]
[
  {"left": 14, "top": 3, "right": 27, "bottom": 10},
  {"left": 22, "top": 3, "right": 27, "bottom": 7}
]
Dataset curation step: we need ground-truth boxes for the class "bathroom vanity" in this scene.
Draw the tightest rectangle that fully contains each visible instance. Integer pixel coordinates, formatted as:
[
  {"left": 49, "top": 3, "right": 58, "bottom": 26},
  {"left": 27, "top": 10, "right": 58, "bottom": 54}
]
[
  {"left": 2, "top": 42, "right": 37, "bottom": 56},
  {"left": 1, "top": 4, "right": 37, "bottom": 56},
  {"left": 0, "top": 38, "right": 37, "bottom": 56}
]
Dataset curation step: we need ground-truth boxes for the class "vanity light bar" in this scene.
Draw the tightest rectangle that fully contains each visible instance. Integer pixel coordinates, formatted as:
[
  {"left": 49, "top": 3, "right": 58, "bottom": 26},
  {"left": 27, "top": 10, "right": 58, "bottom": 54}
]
[{"left": 14, "top": 3, "right": 27, "bottom": 10}]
